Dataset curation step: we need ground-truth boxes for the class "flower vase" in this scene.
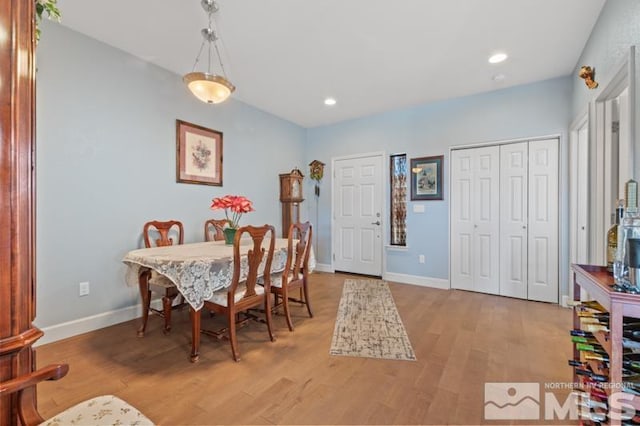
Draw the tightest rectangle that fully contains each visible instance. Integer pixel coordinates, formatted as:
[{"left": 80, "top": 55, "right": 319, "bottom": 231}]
[{"left": 223, "top": 228, "right": 237, "bottom": 245}]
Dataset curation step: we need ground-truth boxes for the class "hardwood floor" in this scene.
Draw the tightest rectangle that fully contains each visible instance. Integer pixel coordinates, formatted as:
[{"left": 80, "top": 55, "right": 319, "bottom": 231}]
[{"left": 35, "top": 272, "right": 573, "bottom": 425}]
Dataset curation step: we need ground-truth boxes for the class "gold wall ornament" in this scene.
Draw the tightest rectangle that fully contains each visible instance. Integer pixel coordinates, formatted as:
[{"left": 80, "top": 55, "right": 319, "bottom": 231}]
[
  {"left": 309, "top": 160, "right": 325, "bottom": 197},
  {"left": 579, "top": 65, "right": 599, "bottom": 89}
]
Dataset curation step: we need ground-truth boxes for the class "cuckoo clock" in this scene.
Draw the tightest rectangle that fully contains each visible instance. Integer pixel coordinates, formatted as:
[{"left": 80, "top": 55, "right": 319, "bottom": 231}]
[{"left": 279, "top": 168, "right": 304, "bottom": 237}]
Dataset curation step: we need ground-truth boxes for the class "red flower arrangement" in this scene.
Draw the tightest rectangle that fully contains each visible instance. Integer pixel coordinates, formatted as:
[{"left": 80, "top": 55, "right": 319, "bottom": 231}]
[{"left": 210, "top": 195, "right": 254, "bottom": 229}]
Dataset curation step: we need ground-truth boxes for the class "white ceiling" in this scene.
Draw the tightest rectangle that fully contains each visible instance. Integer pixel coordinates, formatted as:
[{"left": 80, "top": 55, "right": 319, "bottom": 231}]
[{"left": 55, "top": 0, "right": 606, "bottom": 128}]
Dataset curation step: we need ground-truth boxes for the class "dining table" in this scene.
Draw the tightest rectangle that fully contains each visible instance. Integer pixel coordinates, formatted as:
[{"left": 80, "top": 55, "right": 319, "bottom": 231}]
[{"left": 123, "top": 238, "right": 315, "bottom": 362}]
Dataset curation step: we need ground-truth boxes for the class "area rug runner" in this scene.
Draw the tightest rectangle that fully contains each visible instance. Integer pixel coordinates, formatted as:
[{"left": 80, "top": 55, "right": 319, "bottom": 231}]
[{"left": 330, "top": 279, "right": 416, "bottom": 361}]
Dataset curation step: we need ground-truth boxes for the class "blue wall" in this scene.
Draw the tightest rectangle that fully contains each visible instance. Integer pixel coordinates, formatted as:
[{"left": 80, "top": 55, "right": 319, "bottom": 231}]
[
  {"left": 35, "top": 22, "right": 306, "bottom": 329},
  {"left": 305, "top": 77, "right": 572, "bottom": 281},
  {"left": 34, "top": 0, "right": 640, "bottom": 338}
]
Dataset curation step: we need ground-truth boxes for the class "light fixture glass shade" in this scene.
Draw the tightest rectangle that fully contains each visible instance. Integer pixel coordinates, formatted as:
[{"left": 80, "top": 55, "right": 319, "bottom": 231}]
[{"left": 184, "top": 72, "right": 235, "bottom": 104}]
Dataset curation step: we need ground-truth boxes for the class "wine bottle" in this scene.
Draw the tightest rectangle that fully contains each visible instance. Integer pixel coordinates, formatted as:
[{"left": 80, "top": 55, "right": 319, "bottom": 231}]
[
  {"left": 608, "top": 200, "right": 625, "bottom": 272},
  {"left": 624, "top": 337, "right": 640, "bottom": 351},
  {"left": 568, "top": 300, "right": 607, "bottom": 312},
  {"left": 582, "top": 323, "right": 609, "bottom": 333},
  {"left": 578, "top": 409, "right": 607, "bottom": 423},
  {"left": 584, "top": 352, "right": 608, "bottom": 362},
  {"left": 576, "top": 342, "right": 608, "bottom": 354},
  {"left": 571, "top": 329, "right": 594, "bottom": 337},
  {"left": 575, "top": 367, "right": 608, "bottom": 382},
  {"left": 572, "top": 336, "right": 601, "bottom": 345},
  {"left": 577, "top": 397, "right": 608, "bottom": 411}
]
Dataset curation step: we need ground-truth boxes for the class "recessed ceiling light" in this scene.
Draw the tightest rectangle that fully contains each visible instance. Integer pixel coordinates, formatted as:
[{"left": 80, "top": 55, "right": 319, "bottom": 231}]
[
  {"left": 324, "top": 97, "right": 337, "bottom": 106},
  {"left": 488, "top": 53, "right": 508, "bottom": 64}
]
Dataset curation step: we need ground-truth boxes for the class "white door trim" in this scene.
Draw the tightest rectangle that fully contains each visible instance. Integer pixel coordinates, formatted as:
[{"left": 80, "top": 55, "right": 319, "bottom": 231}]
[
  {"left": 331, "top": 151, "right": 386, "bottom": 276},
  {"left": 589, "top": 45, "right": 635, "bottom": 266},
  {"left": 568, "top": 109, "right": 590, "bottom": 302}
]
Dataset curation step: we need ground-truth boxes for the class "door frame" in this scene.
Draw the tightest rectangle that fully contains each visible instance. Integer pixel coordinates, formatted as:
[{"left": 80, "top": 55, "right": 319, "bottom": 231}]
[
  {"left": 568, "top": 107, "right": 590, "bottom": 302},
  {"left": 331, "top": 151, "right": 386, "bottom": 275},
  {"left": 589, "top": 45, "right": 636, "bottom": 266}
]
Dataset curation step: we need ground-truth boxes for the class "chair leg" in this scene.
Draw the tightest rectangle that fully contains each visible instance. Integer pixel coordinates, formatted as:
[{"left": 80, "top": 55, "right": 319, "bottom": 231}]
[
  {"left": 137, "top": 271, "right": 151, "bottom": 337},
  {"left": 228, "top": 310, "right": 240, "bottom": 362},
  {"left": 303, "top": 281, "right": 313, "bottom": 318},
  {"left": 138, "top": 289, "right": 152, "bottom": 337},
  {"left": 264, "top": 295, "right": 275, "bottom": 342},
  {"left": 162, "top": 294, "right": 173, "bottom": 334},
  {"left": 281, "top": 289, "right": 294, "bottom": 332}
]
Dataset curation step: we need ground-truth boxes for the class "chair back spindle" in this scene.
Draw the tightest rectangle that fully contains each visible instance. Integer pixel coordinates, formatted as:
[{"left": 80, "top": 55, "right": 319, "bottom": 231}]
[
  {"left": 143, "top": 220, "right": 184, "bottom": 248},
  {"left": 204, "top": 219, "right": 227, "bottom": 242}
]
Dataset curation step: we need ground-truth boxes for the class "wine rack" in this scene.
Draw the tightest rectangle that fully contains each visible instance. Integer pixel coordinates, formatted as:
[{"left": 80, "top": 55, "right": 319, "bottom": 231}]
[{"left": 572, "top": 264, "right": 640, "bottom": 424}]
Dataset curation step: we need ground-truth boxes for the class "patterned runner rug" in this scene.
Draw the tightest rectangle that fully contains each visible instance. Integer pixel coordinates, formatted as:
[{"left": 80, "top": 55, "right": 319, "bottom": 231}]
[{"left": 329, "top": 279, "right": 416, "bottom": 361}]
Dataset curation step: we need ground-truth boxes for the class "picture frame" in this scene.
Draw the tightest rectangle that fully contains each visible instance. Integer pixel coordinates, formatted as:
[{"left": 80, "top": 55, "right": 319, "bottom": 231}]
[
  {"left": 176, "top": 119, "right": 223, "bottom": 186},
  {"left": 410, "top": 155, "right": 443, "bottom": 200}
]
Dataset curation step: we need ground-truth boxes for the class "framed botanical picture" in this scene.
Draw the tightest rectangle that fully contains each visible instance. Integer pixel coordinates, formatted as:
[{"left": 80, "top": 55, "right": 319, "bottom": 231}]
[
  {"left": 410, "top": 155, "right": 443, "bottom": 200},
  {"left": 176, "top": 119, "right": 223, "bottom": 186}
]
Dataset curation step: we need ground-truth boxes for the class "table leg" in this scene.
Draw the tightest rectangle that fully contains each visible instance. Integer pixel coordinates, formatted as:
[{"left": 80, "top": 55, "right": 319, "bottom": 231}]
[
  {"left": 190, "top": 306, "right": 201, "bottom": 362},
  {"left": 137, "top": 269, "right": 151, "bottom": 337}
]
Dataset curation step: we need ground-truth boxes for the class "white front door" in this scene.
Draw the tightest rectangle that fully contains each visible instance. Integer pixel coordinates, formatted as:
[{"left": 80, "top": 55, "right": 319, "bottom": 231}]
[{"left": 332, "top": 153, "right": 383, "bottom": 276}]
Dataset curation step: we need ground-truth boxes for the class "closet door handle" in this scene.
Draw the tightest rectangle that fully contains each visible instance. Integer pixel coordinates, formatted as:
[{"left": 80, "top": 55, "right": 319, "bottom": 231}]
[{"left": 522, "top": 225, "right": 527, "bottom": 229}]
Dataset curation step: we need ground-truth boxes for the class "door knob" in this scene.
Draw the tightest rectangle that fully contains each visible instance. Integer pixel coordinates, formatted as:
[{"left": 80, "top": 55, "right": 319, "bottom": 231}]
[{"left": 371, "top": 221, "right": 381, "bottom": 226}]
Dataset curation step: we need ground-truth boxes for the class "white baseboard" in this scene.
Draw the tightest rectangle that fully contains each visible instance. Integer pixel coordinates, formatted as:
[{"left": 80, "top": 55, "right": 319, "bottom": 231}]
[
  {"left": 383, "top": 272, "right": 450, "bottom": 290},
  {"left": 34, "top": 300, "right": 161, "bottom": 346},
  {"left": 314, "top": 263, "right": 333, "bottom": 273},
  {"left": 35, "top": 270, "right": 449, "bottom": 345}
]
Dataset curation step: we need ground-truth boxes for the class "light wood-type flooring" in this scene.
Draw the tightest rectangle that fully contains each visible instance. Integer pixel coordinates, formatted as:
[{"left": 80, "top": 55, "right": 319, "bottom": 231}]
[{"left": 35, "top": 272, "right": 574, "bottom": 425}]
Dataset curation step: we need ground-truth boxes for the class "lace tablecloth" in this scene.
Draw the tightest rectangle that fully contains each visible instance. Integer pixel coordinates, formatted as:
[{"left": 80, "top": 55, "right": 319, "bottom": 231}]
[{"left": 123, "top": 239, "right": 314, "bottom": 311}]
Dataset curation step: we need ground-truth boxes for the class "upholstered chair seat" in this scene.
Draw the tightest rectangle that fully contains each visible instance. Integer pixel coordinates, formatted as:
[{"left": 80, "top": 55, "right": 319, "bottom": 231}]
[
  {"left": 0, "top": 364, "right": 155, "bottom": 426},
  {"left": 40, "top": 395, "right": 154, "bottom": 426},
  {"left": 208, "top": 284, "right": 265, "bottom": 307}
]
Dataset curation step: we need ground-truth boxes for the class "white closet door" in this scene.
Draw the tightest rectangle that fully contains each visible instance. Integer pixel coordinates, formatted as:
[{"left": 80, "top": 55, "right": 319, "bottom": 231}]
[
  {"left": 527, "top": 138, "right": 559, "bottom": 303},
  {"left": 500, "top": 142, "right": 528, "bottom": 299},
  {"left": 473, "top": 146, "right": 501, "bottom": 295},
  {"left": 451, "top": 149, "right": 474, "bottom": 291}
]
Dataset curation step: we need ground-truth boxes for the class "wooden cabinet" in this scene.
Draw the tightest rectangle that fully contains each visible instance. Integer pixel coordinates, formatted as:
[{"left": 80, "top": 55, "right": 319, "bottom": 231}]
[
  {"left": 571, "top": 264, "right": 640, "bottom": 421},
  {"left": 0, "top": 1, "right": 42, "bottom": 424}
]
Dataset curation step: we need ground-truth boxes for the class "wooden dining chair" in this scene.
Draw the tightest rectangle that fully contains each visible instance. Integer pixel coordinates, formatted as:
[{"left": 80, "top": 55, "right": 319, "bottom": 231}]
[
  {"left": 141, "top": 220, "right": 184, "bottom": 334},
  {"left": 204, "top": 218, "right": 227, "bottom": 241},
  {"left": 0, "top": 364, "right": 154, "bottom": 425},
  {"left": 202, "top": 224, "right": 276, "bottom": 361},
  {"left": 268, "top": 221, "right": 313, "bottom": 331}
]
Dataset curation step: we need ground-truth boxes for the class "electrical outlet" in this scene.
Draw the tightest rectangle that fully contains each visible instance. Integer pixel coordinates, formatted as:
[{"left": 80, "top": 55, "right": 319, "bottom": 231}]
[
  {"left": 79, "top": 281, "right": 90, "bottom": 296},
  {"left": 419, "top": 255, "right": 425, "bottom": 264}
]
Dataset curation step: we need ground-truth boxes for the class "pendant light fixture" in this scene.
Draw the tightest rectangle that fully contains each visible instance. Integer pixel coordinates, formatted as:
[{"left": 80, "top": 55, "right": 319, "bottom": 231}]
[{"left": 184, "top": 0, "right": 235, "bottom": 104}]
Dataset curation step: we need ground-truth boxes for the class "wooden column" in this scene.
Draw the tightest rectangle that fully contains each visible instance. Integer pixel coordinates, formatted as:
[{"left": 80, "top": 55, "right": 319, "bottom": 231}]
[{"left": 0, "top": 1, "right": 43, "bottom": 425}]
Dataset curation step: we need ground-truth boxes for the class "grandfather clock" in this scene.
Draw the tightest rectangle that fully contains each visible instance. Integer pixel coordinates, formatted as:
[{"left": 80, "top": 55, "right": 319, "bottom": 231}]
[{"left": 279, "top": 168, "right": 304, "bottom": 237}]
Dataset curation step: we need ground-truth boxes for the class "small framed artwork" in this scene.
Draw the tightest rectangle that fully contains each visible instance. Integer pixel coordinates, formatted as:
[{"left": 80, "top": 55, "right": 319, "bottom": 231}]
[
  {"left": 410, "top": 155, "right": 443, "bottom": 200},
  {"left": 176, "top": 119, "right": 223, "bottom": 186}
]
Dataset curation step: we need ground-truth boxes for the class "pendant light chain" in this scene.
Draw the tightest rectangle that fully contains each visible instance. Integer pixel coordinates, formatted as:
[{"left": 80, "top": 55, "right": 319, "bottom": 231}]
[
  {"left": 207, "top": 10, "right": 213, "bottom": 75},
  {"left": 183, "top": 0, "right": 235, "bottom": 104},
  {"left": 190, "top": 37, "right": 207, "bottom": 73}
]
